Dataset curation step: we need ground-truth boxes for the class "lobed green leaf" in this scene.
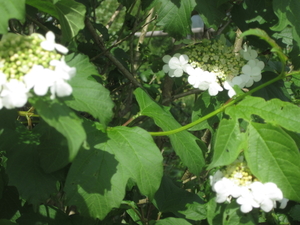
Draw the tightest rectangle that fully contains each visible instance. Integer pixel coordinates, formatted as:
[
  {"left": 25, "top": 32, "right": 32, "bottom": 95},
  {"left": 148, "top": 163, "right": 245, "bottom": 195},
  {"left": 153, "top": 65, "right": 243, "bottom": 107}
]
[
  {"left": 65, "top": 120, "right": 163, "bottom": 219},
  {"left": 225, "top": 96, "right": 300, "bottom": 133}
]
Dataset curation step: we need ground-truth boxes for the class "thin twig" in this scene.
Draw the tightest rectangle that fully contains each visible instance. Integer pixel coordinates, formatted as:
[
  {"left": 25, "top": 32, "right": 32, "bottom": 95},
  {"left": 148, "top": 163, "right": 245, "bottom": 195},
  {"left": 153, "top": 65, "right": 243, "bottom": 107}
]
[
  {"left": 162, "top": 89, "right": 203, "bottom": 104},
  {"left": 216, "top": 19, "right": 232, "bottom": 36},
  {"left": 85, "top": 17, "right": 144, "bottom": 89}
]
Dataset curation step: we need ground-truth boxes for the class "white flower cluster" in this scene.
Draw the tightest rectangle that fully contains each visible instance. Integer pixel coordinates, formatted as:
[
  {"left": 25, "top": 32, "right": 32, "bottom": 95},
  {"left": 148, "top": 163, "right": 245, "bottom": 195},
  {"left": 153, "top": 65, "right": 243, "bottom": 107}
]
[
  {"left": 162, "top": 54, "right": 222, "bottom": 96},
  {"left": 162, "top": 46, "right": 265, "bottom": 97},
  {"left": 0, "top": 32, "right": 75, "bottom": 109},
  {"left": 224, "top": 46, "right": 265, "bottom": 97},
  {"left": 210, "top": 158, "right": 288, "bottom": 213}
]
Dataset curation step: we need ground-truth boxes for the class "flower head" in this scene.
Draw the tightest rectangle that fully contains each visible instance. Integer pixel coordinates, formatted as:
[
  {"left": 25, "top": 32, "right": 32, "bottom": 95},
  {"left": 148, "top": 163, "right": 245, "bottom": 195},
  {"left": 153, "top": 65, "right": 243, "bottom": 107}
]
[
  {"left": 0, "top": 31, "right": 75, "bottom": 109},
  {"left": 211, "top": 156, "right": 288, "bottom": 213}
]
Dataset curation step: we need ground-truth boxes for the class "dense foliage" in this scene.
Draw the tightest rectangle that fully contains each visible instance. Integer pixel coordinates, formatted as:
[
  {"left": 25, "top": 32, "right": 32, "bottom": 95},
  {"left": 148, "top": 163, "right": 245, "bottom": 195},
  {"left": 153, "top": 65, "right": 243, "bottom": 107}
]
[{"left": 0, "top": 0, "right": 300, "bottom": 224}]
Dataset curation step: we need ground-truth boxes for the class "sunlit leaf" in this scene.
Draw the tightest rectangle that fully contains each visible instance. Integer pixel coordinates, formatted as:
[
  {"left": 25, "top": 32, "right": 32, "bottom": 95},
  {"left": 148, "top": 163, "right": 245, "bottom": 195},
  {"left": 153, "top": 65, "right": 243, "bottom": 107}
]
[
  {"left": 245, "top": 122, "right": 300, "bottom": 202},
  {"left": 134, "top": 88, "right": 205, "bottom": 174},
  {"left": 0, "top": 0, "right": 25, "bottom": 34},
  {"left": 65, "top": 54, "right": 114, "bottom": 127},
  {"left": 208, "top": 119, "right": 246, "bottom": 170},
  {"left": 225, "top": 96, "right": 300, "bottom": 133}
]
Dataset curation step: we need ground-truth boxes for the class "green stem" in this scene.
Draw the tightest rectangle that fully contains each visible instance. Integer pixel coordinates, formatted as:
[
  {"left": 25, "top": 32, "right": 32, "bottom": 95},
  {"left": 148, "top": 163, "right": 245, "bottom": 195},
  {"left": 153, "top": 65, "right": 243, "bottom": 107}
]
[{"left": 149, "top": 73, "right": 284, "bottom": 136}]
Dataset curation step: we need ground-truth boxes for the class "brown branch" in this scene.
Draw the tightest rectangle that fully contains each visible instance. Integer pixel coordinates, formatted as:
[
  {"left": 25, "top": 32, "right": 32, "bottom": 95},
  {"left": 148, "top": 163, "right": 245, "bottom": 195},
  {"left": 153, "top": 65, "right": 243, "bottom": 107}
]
[
  {"left": 26, "top": 14, "right": 49, "bottom": 33},
  {"left": 85, "top": 17, "right": 144, "bottom": 89},
  {"left": 105, "top": 4, "right": 123, "bottom": 29}
]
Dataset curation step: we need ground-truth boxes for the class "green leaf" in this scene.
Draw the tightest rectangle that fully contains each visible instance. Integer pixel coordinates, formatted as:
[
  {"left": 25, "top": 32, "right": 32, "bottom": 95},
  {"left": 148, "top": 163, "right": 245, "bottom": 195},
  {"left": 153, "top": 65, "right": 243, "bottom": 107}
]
[
  {"left": 245, "top": 122, "right": 300, "bottom": 202},
  {"left": 104, "top": 126, "right": 163, "bottom": 199},
  {"left": 26, "top": 0, "right": 85, "bottom": 42},
  {"left": 190, "top": 91, "right": 225, "bottom": 131},
  {"left": 134, "top": 88, "right": 205, "bottom": 174},
  {"left": 206, "top": 197, "right": 226, "bottom": 225},
  {"left": 0, "top": 109, "right": 19, "bottom": 150},
  {"left": 250, "top": 71, "right": 291, "bottom": 101},
  {"left": 0, "top": 0, "right": 25, "bottom": 34},
  {"left": 64, "top": 120, "right": 163, "bottom": 219},
  {"left": 231, "top": 0, "right": 279, "bottom": 49},
  {"left": 195, "top": 0, "right": 227, "bottom": 30},
  {"left": 225, "top": 96, "right": 300, "bottom": 133},
  {"left": 26, "top": 0, "right": 59, "bottom": 18},
  {"left": 38, "top": 124, "right": 71, "bottom": 173},
  {"left": 272, "top": 0, "right": 300, "bottom": 47},
  {"left": 55, "top": 0, "right": 86, "bottom": 43},
  {"left": 6, "top": 143, "right": 58, "bottom": 206},
  {"left": 0, "top": 219, "right": 18, "bottom": 225},
  {"left": 223, "top": 202, "right": 258, "bottom": 225},
  {"left": 208, "top": 119, "right": 246, "bottom": 170},
  {"left": 153, "top": 176, "right": 204, "bottom": 217},
  {"left": 156, "top": 0, "right": 196, "bottom": 38},
  {"left": 64, "top": 128, "right": 125, "bottom": 219},
  {"left": 0, "top": 186, "right": 21, "bottom": 221},
  {"left": 151, "top": 217, "right": 192, "bottom": 225},
  {"left": 289, "top": 204, "right": 300, "bottom": 222},
  {"left": 65, "top": 54, "right": 114, "bottom": 127},
  {"left": 29, "top": 97, "right": 86, "bottom": 162}
]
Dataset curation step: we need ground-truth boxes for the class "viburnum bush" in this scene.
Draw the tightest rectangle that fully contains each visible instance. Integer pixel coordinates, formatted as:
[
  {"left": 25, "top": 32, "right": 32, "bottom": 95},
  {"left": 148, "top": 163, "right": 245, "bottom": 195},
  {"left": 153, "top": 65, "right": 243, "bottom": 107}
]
[{"left": 0, "top": 0, "right": 300, "bottom": 224}]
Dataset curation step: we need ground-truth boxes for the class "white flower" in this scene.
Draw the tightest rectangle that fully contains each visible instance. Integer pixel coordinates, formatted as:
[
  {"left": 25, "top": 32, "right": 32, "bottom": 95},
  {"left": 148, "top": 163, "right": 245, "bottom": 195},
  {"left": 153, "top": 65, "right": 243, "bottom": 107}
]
[
  {"left": 23, "top": 59, "right": 75, "bottom": 99},
  {"left": 241, "top": 59, "right": 264, "bottom": 87},
  {"left": 236, "top": 187, "right": 260, "bottom": 213},
  {"left": 40, "top": 31, "right": 68, "bottom": 54},
  {"left": 50, "top": 59, "right": 76, "bottom": 80},
  {"left": 187, "top": 67, "right": 223, "bottom": 96},
  {"left": 214, "top": 178, "right": 242, "bottom": 203},
  {"left": 49, "top": 76, "right": 73, "bottom": 99},
  {"left": 223, "top": 74, "right": 249, "bottom": 98},
  {"left": 240, "top": 46, "right": 258, "bottom": 60},
  {"left": 1, "top": 79, "right": 28, "bottom": 109},
  {"left": 23, "top": 65, "right": 54, "bottom": 96},
  {"left": 223, "top": 81, "right": 236, "bottom": 98},
  {"left": 162, "top": 54, "right": 192, "bottom": 77},
  {"left": 250, "top": 182, "right": 283, "bottom": 212}
]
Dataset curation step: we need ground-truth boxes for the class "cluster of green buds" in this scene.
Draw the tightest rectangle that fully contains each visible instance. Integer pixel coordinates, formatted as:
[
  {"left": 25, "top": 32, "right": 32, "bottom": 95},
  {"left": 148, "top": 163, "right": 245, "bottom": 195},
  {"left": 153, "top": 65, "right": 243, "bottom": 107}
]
[
  {"left": 0, "top": 33, "right": 62, "bottom": 81},
  {"left": 184, "top": 36, "right": 246, "bottom": 81},
  {"left": 223, "top": 160, "right": 257, "bottom": 187}
]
